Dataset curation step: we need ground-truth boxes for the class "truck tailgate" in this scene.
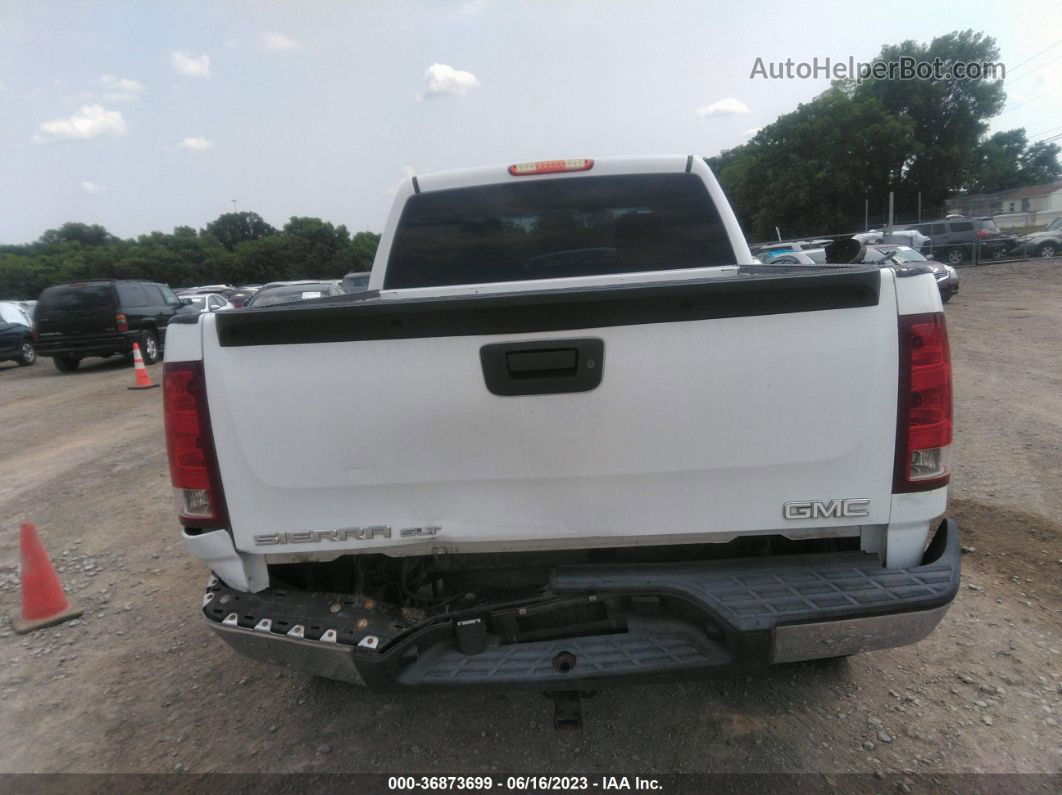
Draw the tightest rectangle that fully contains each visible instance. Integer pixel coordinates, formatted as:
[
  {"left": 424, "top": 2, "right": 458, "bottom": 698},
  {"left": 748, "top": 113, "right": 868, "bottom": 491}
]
[{"left": 204, "top": 268, "right": 898, "bottom": 555}]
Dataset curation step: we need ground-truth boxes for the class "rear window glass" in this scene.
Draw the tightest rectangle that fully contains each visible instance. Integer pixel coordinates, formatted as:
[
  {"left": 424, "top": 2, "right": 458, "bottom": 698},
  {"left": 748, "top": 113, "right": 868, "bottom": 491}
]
[
  {"left": 979, "top": 219, "right": 1000, "bottom": 233},
  {"left": 116, "top": 283, "right": 149, "bottom": 305},
  {"left": 250, "top": 284, "right": 333, "bottom": 307},
  {"left": 142, "top": 284, "right": 166, "bottom": 305},
  {"left": 0, "top": 303, "right": 30, "bottom": 325},
  {"left": 344, "top": 273, "right": 370, "bottom": 291},
  {"left": 877, "top": 246, "right": 926, "bottom": 263},
  {"left": 39, "top": 284, "right": 116, "bottom": 312},
  {"left": 384, "top": 173, "right": 734, "bottom": 289}
]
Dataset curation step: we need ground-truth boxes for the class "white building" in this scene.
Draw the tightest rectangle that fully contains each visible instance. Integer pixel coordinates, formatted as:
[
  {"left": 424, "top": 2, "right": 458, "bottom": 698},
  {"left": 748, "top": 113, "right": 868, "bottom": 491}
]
[{"left": 947, "top": 179, "right": 1062, "bottom": 230}]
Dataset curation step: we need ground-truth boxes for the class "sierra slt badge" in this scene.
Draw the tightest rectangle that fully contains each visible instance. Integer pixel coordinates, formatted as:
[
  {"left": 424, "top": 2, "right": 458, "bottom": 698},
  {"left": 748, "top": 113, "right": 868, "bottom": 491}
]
[
  {"left": 253, "top": 525, "right": 440, "bottom": 546},
  {"left": 783, "top": 499, "right": 870, "bottom": 520}
]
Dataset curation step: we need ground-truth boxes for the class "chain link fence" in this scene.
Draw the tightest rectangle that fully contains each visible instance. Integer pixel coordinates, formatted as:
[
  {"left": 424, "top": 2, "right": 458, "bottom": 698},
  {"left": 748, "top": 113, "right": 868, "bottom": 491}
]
[{"left": 751, "top": 202, "right": 1039, "bottom": 266}]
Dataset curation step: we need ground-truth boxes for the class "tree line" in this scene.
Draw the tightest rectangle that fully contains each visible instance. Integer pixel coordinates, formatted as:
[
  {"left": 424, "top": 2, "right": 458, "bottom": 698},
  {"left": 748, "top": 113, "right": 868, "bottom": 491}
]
[
  {"left": 0, "top": 212, "right": 380, "bottom": 300},
  {"left": 706, "top": 30, "right": 1062, "bottom": 241}
]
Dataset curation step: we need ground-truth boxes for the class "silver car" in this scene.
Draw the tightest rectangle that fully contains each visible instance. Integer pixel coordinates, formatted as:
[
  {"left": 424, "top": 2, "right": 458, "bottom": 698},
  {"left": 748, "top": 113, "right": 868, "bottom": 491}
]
[{"left": 865, "top": 244, "right": 958, "bottom": 303}]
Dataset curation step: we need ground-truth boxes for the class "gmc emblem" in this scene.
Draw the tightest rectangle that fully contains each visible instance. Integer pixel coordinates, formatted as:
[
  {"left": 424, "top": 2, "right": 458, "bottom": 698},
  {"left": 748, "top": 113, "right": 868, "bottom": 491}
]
[{"left": 783, "top": 499, "right": 871, "bottom": 520}]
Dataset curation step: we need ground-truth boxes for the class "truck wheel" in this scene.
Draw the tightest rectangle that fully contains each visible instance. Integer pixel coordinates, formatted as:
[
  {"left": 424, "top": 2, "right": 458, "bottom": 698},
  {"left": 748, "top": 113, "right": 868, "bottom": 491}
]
[
  {"left": 1038, "top": 242, "right": 1058, "bottom": 259},
  {"left": 53, "top": 355, "right": 80, "bottom": 373},
  {"left": 140, "top": 330, "right": 160, "bottom": 364},
  {"left": 16, "top": 340, "right": 37, "bottom": 366},
  {"left": 946, "top": 247, "right": 965, "bottom": 266}
]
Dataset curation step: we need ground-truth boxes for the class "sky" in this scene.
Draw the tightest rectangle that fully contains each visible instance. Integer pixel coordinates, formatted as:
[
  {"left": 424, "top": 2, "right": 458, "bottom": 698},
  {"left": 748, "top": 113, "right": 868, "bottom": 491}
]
[{"left": 1, "top": 0, "right": 1060, "bottom": 244}]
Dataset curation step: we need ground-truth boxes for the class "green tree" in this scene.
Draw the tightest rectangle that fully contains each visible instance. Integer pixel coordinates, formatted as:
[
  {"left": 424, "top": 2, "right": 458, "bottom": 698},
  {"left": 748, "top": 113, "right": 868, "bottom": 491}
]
[
  {"left": 963, "top": 129, "right": 1060, "bottom": 194},
  {"left": 853, "top": 30, "right": 1006, "bottom": 209},
  {"left": 38, "top": 222, "right": 116, "bottom": 247},
  {"left": 1018, "top": 140, "right": 1062, "bottom": 187},
  {"left": 2, "top": 209, "right": 382, "bottom": 298},
  {"left": 967, "top": 129, "right": 1029, "bottom": 193},
  {"left": 204, "top": 211, "right": 277, "bottom": 252},
  {"left": 708, "top": 88, "right": 914, "bottom": 240},
  {"left": 350, "top": 231, "right": 381, "bottom": 272},
  {"left": 230, "top": 235, "right": 301, "bottom": 284},
  {"left": 282, "top": 216, "right": 353, "bottom": 277},
  {"left": 706, "top": 30, "right": 1018, "bottom": 239}
]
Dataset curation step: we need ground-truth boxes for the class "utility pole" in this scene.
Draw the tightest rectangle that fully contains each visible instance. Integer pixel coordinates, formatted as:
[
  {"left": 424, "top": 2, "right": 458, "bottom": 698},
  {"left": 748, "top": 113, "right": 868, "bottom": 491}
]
[
  {"left": 887, "top": 192, "right": 894, "bottom": 241},
  {"left": 865, "top": 198, "right": 869, "bottom": 232},
  {"left": 917, "top": 192, "right": 922, "bottom": 223}
]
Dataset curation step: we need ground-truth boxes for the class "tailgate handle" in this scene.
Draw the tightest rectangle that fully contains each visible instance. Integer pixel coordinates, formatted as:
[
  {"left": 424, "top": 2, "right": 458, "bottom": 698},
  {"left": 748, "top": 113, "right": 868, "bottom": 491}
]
[
  {"left": 505, "top": 348, "right": 577, "bottom": 379},
  {"left": 480, "top": 338, "right": 604, "bottom": 396}
]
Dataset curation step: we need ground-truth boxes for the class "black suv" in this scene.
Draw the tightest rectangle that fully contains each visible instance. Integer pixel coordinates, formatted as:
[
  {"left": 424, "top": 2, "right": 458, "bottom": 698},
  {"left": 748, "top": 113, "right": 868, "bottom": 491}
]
[
  {"left": 33, "top": 280, "right": 187, "bottom": 373},
  {"left": 905, "top": 217, "right": 1010, "bottom": 265}
]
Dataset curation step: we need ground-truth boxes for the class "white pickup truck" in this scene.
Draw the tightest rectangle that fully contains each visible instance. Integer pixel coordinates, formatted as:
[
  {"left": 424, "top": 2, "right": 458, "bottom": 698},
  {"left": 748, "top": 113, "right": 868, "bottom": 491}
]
[{"left": 164, "top": 156, "right": 958, "bottom": 713}]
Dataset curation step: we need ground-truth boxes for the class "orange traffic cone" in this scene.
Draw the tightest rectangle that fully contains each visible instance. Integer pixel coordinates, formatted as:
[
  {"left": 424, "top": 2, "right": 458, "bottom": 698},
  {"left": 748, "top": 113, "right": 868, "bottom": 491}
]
[
  {"left": 12, "top": 522, "right": 83, "bottom": 634},
  {"left": 128, "top": 342, "right": 159, "bottom": 390}
]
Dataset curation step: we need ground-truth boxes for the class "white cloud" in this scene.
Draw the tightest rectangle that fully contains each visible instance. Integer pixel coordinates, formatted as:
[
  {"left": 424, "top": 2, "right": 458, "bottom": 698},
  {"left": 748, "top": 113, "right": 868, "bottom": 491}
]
[
  {"left": 34, "top": 104, "right": 127, "bottom": 142},
  {"left": 178, "top": 136, "right": 214, "bottom": 150},
  {"left": 743, "top": 127, "right": 761, "bottom": 139},
  {"left": 81, "top": 180, "right": 104, "bottom": 193},
  {"left": 418, "top": 63, "right": 479, "bottom": 99},
  {"left": 261, "top": 31, "right": 302, "bottom": 51},
  {"left": 696, "top": 98, "right": 751, "bottom": 118},
  {"left": 171, "top": 50, "right": 211, "bottom": 77},
  {"left": 100, "top": 74, "right": 145, "bottom": 102}
]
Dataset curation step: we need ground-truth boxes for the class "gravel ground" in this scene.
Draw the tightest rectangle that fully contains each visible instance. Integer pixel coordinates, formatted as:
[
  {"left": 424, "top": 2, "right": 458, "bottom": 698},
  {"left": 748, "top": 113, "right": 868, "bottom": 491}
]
[{"left": 0, "top": 261, "right": 1059, "bottom": 784}]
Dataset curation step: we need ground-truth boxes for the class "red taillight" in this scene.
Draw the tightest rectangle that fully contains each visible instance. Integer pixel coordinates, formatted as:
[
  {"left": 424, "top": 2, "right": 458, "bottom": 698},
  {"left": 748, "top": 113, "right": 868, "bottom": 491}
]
[
  {"left": 894, "top": 313, "right": 952, "bottom": 492},
  {"left": 115, "top": 313, "right": 128, "bottom": 332},
  {"left": 163, "top": 361, "right": 229, "bottom": 528},
  {"left": 508, "top": 159, "right": 594, "bottom": 176},
  {"left": 975, "top": 228, "right": 990, "bottom": 239}
]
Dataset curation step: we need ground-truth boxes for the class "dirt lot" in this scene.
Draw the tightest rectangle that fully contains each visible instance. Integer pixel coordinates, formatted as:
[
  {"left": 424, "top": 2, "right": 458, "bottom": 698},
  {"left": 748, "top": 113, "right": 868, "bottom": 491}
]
[{"left": 0, "top": 261, "right": 1059, "bottom": 783}]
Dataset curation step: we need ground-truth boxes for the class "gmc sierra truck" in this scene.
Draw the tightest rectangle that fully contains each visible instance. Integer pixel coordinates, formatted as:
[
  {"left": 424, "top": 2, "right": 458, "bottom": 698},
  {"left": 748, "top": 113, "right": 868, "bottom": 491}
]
[{"left": 163, "top": 156, "right": 959, "bottom": 720}]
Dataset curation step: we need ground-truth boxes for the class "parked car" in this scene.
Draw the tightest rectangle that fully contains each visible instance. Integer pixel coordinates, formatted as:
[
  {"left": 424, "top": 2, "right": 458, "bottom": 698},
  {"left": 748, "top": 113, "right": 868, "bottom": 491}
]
[
  {"left": 231, "top": 285, "right": 262, "bottom": 306},
  {"left": 178, "top": 285, "right": 257, "bottom": 308},
  {"left": 749, "top": 242, "right": 798, "bottom": 258},
  {"left": 242, "top": 280, "right": 344, "bottom": 308},
  {"left": 168, "top": 156, "right": 959, "bottom": 708},
  {"left": 864, "top": 244, "right": 959, "bottom": 302},
  {"left": 342, "top": 271, "right": 371, "bottom": 293},
  {"left": 1017, "top": 217, "right": 1062, "bottom": 259},
  {"left": 751, "top": 241, "right": 830, "bottom": 264},
  {"left": 757, "top": 249, "right": 822, "bottom": 265},
  {"left": 904, "top": 216, "right": 1010, "bottom": 265},
  {"left": 34, "top": 279, "right": 190, "bottom": 373},
  {"left": 181, "top": 293, "right": 235, "bottom": 313},
  {"left": 853, "top": 229, "right": 933, "bottom": 255},
  {"left": 0, "top": 301, "right": 36, "bottom": 367}
]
